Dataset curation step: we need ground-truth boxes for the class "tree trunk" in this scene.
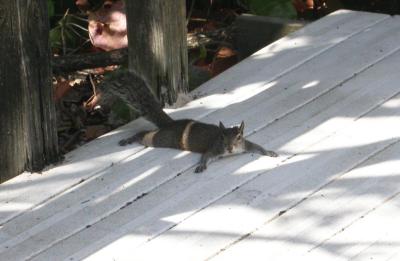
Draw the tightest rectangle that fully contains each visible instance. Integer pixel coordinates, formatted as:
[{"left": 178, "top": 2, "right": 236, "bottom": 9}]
[
  {"left": 125, "top": 0, "right": 189, "bottom": 105},
  {"left": 0, "top": 0, "right": 58, "bottom": 182}
]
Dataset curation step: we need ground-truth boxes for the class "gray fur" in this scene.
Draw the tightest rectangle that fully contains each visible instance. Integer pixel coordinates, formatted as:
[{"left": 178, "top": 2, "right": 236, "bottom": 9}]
[{"left": 120, "top": 120, "right": 278, "bottom": 173}]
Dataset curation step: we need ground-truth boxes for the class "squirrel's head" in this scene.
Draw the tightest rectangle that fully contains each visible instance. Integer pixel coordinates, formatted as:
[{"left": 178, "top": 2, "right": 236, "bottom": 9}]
[{"left": 219, "top": 121, "right": 245, "bottom": 153}]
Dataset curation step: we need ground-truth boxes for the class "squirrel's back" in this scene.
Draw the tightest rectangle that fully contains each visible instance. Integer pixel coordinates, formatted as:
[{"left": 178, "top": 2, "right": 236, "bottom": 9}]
[{"left": 137, "top": 120, "right": 223, "bottom": 153}]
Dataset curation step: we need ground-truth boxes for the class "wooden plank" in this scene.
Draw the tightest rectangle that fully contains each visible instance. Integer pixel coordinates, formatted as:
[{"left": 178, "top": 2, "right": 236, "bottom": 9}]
[
  {"left": 310, "top": 184, "right": 400, "bottom": 260},
  {"left": 31, "top": 43, "right": 400, "bottom": 260},
  {"left": 0, "top": 10, "right": 385, "bottom": 225},
  {"left": 307, "top": 192, "right": 400, "bottom": 261},
  {"left": 0, "top": 118, "right": 151, "bottom": 225},
  {"left": 3, "top": 15, "right": 400, "bottom": 260},
  {"left": 211, "top": 142, "right": 400, "bottom": 261}
]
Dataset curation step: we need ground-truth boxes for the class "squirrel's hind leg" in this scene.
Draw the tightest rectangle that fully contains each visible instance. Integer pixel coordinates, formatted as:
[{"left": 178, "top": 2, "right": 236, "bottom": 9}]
[{"left": 119, "top": 131, "right": 147, "bottom": 146}]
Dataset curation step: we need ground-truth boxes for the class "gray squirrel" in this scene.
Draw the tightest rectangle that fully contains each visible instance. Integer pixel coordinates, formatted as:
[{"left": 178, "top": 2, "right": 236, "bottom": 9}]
[
  {"left": 100, "top": 70, "right": 277, "bottom": 173},
  {"left": 119, "top": 119, "right": 278, "bottom": 173}
]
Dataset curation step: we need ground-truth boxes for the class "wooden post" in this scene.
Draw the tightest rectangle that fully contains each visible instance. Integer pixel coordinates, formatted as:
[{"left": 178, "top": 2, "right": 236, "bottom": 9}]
[
  {"left": 0, "top": 0, "right": 58, "bottom": 182},
  {"left": 125, "top": 0, "right": 189, "bottom": 105}
]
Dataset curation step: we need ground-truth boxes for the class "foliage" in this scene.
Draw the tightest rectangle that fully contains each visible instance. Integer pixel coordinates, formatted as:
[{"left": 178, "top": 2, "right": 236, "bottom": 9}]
[
  {"left": 49, "top": 11, "right": 89, "bottom": 55},
  {"left": 241, "top": 0, "right": 296, "bottom": 19}
]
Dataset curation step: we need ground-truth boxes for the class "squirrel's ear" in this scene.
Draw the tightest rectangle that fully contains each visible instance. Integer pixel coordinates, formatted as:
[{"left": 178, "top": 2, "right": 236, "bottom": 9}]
[
  {"left": 219, "top": 121, "right": 226, "bottom": 130},
  {"left": 239, "top": 121, "right": 245, "bottom": 133}
]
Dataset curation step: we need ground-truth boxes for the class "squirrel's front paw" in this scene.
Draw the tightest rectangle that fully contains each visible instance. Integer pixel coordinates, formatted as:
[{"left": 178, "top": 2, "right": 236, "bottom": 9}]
[
  {"left": 195, "top": 164, "right": 206, "bottom": 173},
  {"left": 265, "top": 150, "right": 278, "bottom": 157}
]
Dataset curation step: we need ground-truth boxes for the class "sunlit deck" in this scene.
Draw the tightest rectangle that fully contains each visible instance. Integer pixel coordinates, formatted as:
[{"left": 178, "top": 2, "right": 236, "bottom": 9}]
[{"left": 1, "top": 10, "right": 400, "bottom": 261}]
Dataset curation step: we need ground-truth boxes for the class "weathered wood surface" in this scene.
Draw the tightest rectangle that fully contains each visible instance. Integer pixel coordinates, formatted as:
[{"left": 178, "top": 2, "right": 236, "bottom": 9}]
[
  {"left": 52, "top": 48, "right": 128, "bottom": 74},
  {"left": 1, "top": 10, "right": 400, "bottom": 261},
  {"left": 125, "top": 0, "right": 189, "bottom": 105},
  {"left": 0, "top": 0, "right": 58, "bottom": 182}
]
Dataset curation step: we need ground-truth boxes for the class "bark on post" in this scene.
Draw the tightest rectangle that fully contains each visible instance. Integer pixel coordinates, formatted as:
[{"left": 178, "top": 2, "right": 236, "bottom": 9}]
[
  {"left": 125, "top": 0, "right": 189, "bottom": 105},
  {"left": 52, "top": 48, "right": 129, "bottom": 74},
  {"left": 0, "top": 0, "right": 58, "bottom": 182}
]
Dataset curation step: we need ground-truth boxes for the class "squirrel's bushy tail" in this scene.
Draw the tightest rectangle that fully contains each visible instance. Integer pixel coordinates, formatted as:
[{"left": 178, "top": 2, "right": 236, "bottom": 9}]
[
  {"left": 119, "top": 131, "right": 147, "bottom": 146},
  {"left": 99, "top": 69, "right": 174, "bottom": 127}
]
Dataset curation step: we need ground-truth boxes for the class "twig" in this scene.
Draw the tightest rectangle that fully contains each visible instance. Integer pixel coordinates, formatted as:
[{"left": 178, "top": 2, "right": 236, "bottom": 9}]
[{"left": 88, "top": 74, "right": 97, "bottom": 96}]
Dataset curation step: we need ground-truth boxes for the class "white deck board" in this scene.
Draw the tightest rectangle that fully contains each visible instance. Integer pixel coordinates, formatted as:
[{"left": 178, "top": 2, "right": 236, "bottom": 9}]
[
  {"left": 35, "top": 45, "right": 400, "bottom": 261},
  {"left": 91, "top": 94, "right": 400, "bottom": 261},
  {"left": 306, "top": 191, "right": 400, "bottom": 261},
  {"left": 211, "top": 141, "right": 400, "bottom": 261},
  {"left": 1, "top": 10, "right": 400, "bottom": 261},
  {"left": 0, "top": 10, "right": 386, "bottom": 226},
  {"left": 3, "top": 14, "right": 400, "bottom": 261}
]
